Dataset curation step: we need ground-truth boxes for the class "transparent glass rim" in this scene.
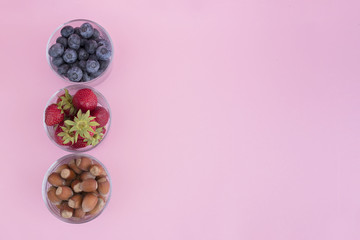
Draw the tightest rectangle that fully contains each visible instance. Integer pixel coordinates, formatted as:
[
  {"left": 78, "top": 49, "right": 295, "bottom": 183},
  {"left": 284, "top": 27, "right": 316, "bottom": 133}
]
[
  {"left": 46, "top": 19, "right": 114, "bottom": 85},
  {"left": 43, "top": 84, "right": 112, "bottom": 153},
  {"left": 42, "top": 153, "right": 112, "bottom": 224}
]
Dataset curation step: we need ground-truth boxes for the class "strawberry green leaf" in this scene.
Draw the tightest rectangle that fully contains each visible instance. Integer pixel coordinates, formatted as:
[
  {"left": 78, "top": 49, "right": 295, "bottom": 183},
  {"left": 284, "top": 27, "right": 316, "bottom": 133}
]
[
  {"left": 66, "top": 109, "right": 98, "bottom": 141},
  {"left": 84, "top": 131, "right": 91, "bottom": 139},
  {"left": 57, "top": 89, "right": 76, "bottom": 116},
  {"left": 89, "top": 122, "right": 99, "bottom": 127},
  {"left": 75, "top": 132, "right": 79, "bottom": 143},
  {"left": 65, "top": 120, "right": 75, "bottom": 126},
  {"left": 84, "top": 127, "right": 104, "bottom": 146},
  {"left": 57, "top": 124, "right": 75, "bottom": 144}
]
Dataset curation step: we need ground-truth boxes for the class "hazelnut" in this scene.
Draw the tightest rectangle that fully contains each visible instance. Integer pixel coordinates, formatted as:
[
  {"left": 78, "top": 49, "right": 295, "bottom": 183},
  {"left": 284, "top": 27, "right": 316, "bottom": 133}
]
[
  {"left": 60, "top": 168, "right": 76, "bottom": 181},
  {"left": 68, "top": 159, "right": 82, "bottom": 174},
  {"left": 55, "top": 186, "right": 73, "bottom": 200},
  {"left": 71, "top": 179, "right": 81, "bottom": 192},
  {"left": 68, "top": 194, "right": 83, "bottom": 209},
  {"left": 97, "top": 177, "right": 110, "bottom": 196},
  {"left": 76, "top": 157, "right": 92, "bottom": 171},
  {"left": 48, "top": 173, "right": 65, "bottom": 187},
  {"left": 82, "top": 193, "right": 98, "bottom": 212},
  {"left": 88, "top": 197, "right": 105, "bottom": 215},
  {"left": 80, "top": 171, "right": 96, "bottom": 181},
  {"left": 60, "top": 202, "right": 74, "bottom": 218},
  {"left": 74, "top": 208, "right": 86, "bottom": 218},
  {"left": 47, "top": 186, "right": 61, "bottom": 205},
  {"left": 73, "top": 182, "right": 82, "bottom": 193},
  {"left": 89, "top": 164, "right": 106, "bottom": 177},
  {"left": 55, "top": 164, "right": 69, "bottom": 173},
  {"left": 80, "top": 179, "right": 98, "bottom": 192}
]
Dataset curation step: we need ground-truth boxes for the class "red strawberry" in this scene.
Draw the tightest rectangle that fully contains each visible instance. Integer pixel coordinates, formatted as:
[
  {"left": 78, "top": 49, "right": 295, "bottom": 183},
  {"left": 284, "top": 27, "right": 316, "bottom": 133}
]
[
  {"left": 54, "top": 124, "right": 71, "bottom": 146},
  {"left": 56, "top": 89, "right": 76, "bottom": 116},
  {"left": 71, "top": 136, "right": 87, "bottom": 149},
  {"left": 72, "top": 88, "right": 97, "bottom": 112},
  {"left": 91, "top": 106, "right": 109, "bottom": 127},
  {"left": 56, "top": 95, "right": 64, "bottom": 103},
  {"left": 56, "top": 95, "right": 70, "bottom": 116},
  {"left": 65, "top": 110, "right": 99, "bottom": 139},
  {"left": 84, "top": 126, "right": 106, "bottom": 146},
  {"left": 45, "top": 104, "right": 64, "bottom": 126}
]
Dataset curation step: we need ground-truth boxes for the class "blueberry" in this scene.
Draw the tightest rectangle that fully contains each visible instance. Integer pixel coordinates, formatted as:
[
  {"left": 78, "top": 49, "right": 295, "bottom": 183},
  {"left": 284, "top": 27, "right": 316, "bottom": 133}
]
[
  {"left": 97, "top": 39, "right": 110, "bottom": 49},
  {"left": 86, "top": 59, "right": 100, "bottom": 73},
  {"left": 78, "top": 48, "right": 89, "bottom": 60},
  {"left": 56, "top": 37, "right": 68, "bottom": 48},
  {"left": 63, "top": 49, "right": 78, "bottom": 63},
  {"left": 78, "top": 60, "right": 87, "bottom": 70},
  {"left": 74, "top": 27, "right": 81, "bottom": 35},
  {"left": 52, "top": 57, "right": 64, "bottom": 67},
  {"left": 96, "top": 46, "right": 111, "bottom": 60},
  {"left": 57, "top": 64, "right": 70, "bottom": 75},
  {"left": 84, "top": 40, "right": 98, "bottom": 54},
  {"left": 91, "top": 29, "right": 100, "bottom": 40},
  {"left": 88, "top": 54, "right": 98, "bottom": 61},
  {"left": 80, "top": 38, "right": 87, "bottom": 47},
  {"left": 67, "top": 66, "right": 83, "bottom": 82},
  {"left": 80, "top": 23, "right": 94, "bottom": 38},
  {"left": 90, "top": 69, "right": 104, "bottom": 78},
  {"left": 48, "top": 43, "right": 64, "bottom": 57},
  {"left": 81, "top": 72, "right": 92, "bottom": 82},
  {"left": 68, "top": 34, "right": 81, "bottom": 50},
  {"left": 60, "top": 26, "right": 74, "bottom": 38},
  {"left": 99, "top": 60, "right": 110, "bottom": 70}
]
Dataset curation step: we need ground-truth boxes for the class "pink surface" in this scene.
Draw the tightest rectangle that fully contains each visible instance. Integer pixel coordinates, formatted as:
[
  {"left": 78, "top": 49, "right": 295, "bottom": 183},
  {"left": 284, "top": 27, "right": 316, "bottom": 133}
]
[{"left": 0, "top": 0, "right": 359, "bottom": 239}]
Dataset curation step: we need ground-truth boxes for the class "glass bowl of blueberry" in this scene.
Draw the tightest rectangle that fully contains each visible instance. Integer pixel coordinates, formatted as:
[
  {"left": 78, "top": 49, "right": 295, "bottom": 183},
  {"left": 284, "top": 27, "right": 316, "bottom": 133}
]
[
  {"left": 43, "top": 85, "right": 111, "bottom": 152},
  {"left": 46, "top": 19, "right": 113, "bottom": 85}
]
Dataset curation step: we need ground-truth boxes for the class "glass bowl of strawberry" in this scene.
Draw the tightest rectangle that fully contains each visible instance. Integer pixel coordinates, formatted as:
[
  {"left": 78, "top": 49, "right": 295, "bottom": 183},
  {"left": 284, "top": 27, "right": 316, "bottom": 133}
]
[
  {"left": 43, "top": 85, "right": 111, "bottom": 152},
  {"left": 46, "top": 19, "right": 113, "bottom": 85}
]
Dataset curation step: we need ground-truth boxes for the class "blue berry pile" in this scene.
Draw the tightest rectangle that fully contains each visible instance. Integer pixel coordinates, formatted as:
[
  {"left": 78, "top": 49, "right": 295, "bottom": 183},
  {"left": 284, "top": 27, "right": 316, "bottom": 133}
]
[{"left": 48, "top": 23, "right": 112, "bottom": 82}]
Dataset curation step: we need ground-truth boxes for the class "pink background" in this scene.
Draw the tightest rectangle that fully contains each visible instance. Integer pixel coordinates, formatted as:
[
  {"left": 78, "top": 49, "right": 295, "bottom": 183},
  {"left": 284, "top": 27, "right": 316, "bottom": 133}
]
[{"left": 0, "top": 0, "right": 359, "bottom": 239}]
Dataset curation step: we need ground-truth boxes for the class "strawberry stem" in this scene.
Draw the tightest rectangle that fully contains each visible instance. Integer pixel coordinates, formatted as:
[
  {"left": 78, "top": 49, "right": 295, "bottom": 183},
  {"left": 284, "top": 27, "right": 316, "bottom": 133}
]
[
  {"left": 57, "top": 89, "right": 76, "bottom": 116},
  {"left": 65, "top": 110, "right": 100, "bottom": 146}
]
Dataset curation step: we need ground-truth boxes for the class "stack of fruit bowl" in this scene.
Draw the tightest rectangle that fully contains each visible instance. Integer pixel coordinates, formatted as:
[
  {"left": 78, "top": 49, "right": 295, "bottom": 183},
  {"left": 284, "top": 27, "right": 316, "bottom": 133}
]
[
  {"left": 43, "top": 85, "right": 111, "bottom": 152},
  {"left": 43, "top": 19, "right": 113, "bottom": 224}
]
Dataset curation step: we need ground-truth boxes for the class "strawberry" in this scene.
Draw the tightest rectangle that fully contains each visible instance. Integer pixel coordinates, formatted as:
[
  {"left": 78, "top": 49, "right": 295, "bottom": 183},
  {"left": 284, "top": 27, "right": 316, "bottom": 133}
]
[
  {"left": 56, "top": 89, "right": 76, "bottom": 116},
  {"left": 71, "top": 136, "right": 87, "bottom": 149},
  {"left": 56, "top": 96, "right": 64, "bottom": 103},
  {"left": 84, "top": 127, "right": 106, "bottom": 146},
  {"left": 45, "top": 104, "right": 64, "bottom": 126},
  {"left": 65, "top": 110, "right": 99, "bottom": 143},
  {"left": 91, "top": 106, "right": 109, "bottom": 127},
  {"left": 54, "top": 123, "right": 72, "bottom": 146},
  {"left": 57, "top": 95, "right": 71, "bottom": 116},
  {"left": 72, "top": 88, "right": 97, "bottom": 112}
]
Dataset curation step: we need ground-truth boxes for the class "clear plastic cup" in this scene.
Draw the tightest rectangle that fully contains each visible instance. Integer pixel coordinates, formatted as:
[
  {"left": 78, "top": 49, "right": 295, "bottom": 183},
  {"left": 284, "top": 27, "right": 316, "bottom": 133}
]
[
  {"left": 42, "top": 153, "right": 112, "bottom": 224},
  {"left": 46, "top": 19, "right": 113, "bottom": 85},
  {"left": 43, "top": 84, "right": 111, "bottom": 152}
]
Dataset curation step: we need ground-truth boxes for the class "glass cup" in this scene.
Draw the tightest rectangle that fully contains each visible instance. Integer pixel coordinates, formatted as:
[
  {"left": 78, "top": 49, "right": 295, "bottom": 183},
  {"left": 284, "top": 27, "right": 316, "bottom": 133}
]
[
  {"left": 43, "top": 84, "right": 111, "bottom": 152},
  {"left": 46, "top": 19, "right": 113, "bottom": 85},
  {"left": 42, "top": 153, "right": 112, "bottom": 224}
]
